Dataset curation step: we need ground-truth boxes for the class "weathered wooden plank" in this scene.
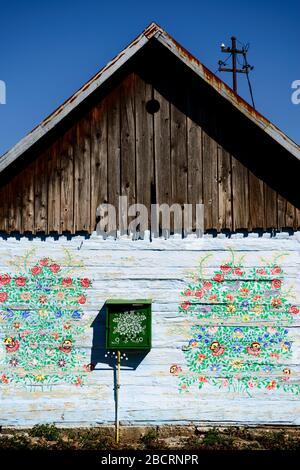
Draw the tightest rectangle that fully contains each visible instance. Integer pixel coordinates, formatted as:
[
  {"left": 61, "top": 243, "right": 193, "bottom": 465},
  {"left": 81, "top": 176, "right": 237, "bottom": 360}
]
[
  {"left": 135, "top": 74, "right": 153, "bottom": 228},
  {"left": 170, "top": 69, "right": 187, "bottom": 213},
  {"left": 34, "top": 152, "right": 48, "bottom": 232},
  {"left": 232, "top": 156, "right": 249, "bottom": 230},
  {"left": 264, "top": 184, "right": 277, "bottom": 229},
  {"left": 217, "top": 146, "right": 232, "bottom": 230},
  {"left": 47, "top": 141, "right": 61, "bottom": 232},
  {"left": 21, "top": 162, "right": 35, "bottom": 233},
  {"left": 107, "top": 85, "right": 121, "bottom": 233},
  {"left": 249, "top": 171, "right": 264, "bottom": 230},
  {"left": 8, "top": 173, "right": 22, "bottom": 232},
  {"left": 296, "top": 208, "right": 300, "bottom": 229},
  {"left": 0, "top": 183, "right": 8, "bottom": 231},
  {"left": 60, "top": 129, "right": 74, "bottom": 232},
  {"left": 74, "top": 117, "right": 91, "bottom": 232},
  {"left": 277, "top": 193, "right": 287, "bottom": 229},
  {"left": 187, "top": 124, "right": 202, "bottom": 233},
  {"left": 120, "top": 74, "right": 136, "bottom": 233},
  {"left": 286, "top": 201, "right": 296, "bottom": 229},
  {"left": 91, "top": 99, "right": 108, "bottom": 232},
  {"left": 202, "top": 132, "right": 218, "bottom": 230},
  {"left": 154, "top": 88, "right": 171, "bottom": 206}
]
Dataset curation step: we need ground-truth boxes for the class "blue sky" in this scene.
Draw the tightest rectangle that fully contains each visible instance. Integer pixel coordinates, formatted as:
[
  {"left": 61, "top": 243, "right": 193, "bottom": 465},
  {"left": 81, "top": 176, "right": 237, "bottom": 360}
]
[{"left": 0, "top": 0, "right": 299, "bottom": 156}]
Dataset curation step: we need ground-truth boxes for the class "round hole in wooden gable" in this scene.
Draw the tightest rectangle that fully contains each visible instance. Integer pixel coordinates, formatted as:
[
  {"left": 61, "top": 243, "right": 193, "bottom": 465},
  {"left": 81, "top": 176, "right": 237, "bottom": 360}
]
[{"left": 146, "top": 99, "right": 160, "bottom": 114}]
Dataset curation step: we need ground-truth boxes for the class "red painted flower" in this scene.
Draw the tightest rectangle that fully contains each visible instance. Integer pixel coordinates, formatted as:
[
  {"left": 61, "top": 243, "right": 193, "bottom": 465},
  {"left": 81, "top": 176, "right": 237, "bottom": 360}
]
[
  {"left": 271, "top": 266, "right": 282, "bottom": 275},
  {"left": 203, "top": 281, "right": 212, "bottom": 290},
  {"left": 181, "top": 301, "right": 191, "bottom": 311},
  {"left": 0, "top": 292, "right": 8, "bottom": 302},
  {"left": 75, "top": 377, "right": 82, "bottom": 386},
  {"left": 195, "top": 289, "right": 205, "bottom": 298},
  {"left": 270, "top": 352, "right": 280, "bottom": 359},
  {"left": 197, "top": 354, "right": 206, "bottom": 362},
  {"left": 256, "top": 268, "right": 267, "bottom": 276},
  {"left": 1, "top": 374, "right": 9, "bottom": 384},
  {"left": 233, "top": 267, "right": 243, "bottom": 276},
  {"left": 226, "top": 294, "right": 234, "bottom": 302},
  {"left": 213, "top": 273, "right": 224, "bottom": 282},
  {"left": 77, "top": 295, "right": 86, "bottom": 305},
  {"left": 20, "top": 330, "right": 30, "bottom": 339},
  {"left": 183, "top": 288, "right": 192, "bottom": 296},
  {"left": 266, "top": 380, "right": 277, "bottom": 390},
  {"left": 62, "top": 278, "right": 72, "bottom": 287},
  {"left": 239, "top": 288, "right": 250, "bottom": 296},
  {"left": 288, "top": 306, "right": 299, "bottom": 315},
  {"left": 39, "top": 295, "right": 47, "bottom": 304},
  {"left": 271, "top": 279, "right": 281, "bottom": 289},
  {"left": 40, "top": 258, "right": 49, "bottom": 266},
  {"left": 271, "top": 298, "right": 282, "bottom": 308},
  {"left": 49, "top": 263, "right": 60, "bottom": 274},
  {"left": 31, "top": 265, "right": 42, "bottom": 276},
  {"left": 199, "top": 376, "right": 208, "bottom": 383},
  {"left": 0, "top": 274, "right": 11, "bottom": 286},
  {"left": 15, "top": 276, "right": 27, "bottom": 287},
  {"left": 208, "top": 295, "right": 218, "bottom": 302},
  {"left": 220, "top": 264, "right": 231, "bottom": 273},
  {"left": 253, "top": 294, "right": 262, "bottom": 301},
  {"left": 80, "top": 278, "right": 91, "bottom": 288}
]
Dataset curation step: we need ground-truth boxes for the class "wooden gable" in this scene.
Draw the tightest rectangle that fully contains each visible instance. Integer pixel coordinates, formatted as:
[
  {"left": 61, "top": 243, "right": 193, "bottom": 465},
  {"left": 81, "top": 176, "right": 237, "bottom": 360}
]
[{"left": 0, "top": 34, "right": 299, "bottom": 235}]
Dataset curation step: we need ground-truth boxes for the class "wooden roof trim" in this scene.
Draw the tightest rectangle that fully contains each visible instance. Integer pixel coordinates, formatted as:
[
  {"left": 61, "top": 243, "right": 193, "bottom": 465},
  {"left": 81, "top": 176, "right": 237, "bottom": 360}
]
[{"left": 1, "top": 22, "right": 299, "bottom": 173}]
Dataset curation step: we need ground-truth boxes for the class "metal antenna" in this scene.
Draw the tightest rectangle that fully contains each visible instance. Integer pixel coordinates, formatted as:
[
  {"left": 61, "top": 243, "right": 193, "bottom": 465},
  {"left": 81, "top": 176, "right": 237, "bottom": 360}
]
[{"left": 218, "top": 36, "right": 255, "bottom": 108}]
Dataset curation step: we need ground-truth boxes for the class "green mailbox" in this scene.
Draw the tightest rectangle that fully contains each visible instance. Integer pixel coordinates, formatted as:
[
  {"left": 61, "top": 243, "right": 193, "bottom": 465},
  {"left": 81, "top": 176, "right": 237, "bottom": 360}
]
[{"left": 106, "top": 299, "right": 152, "bottom": 351}]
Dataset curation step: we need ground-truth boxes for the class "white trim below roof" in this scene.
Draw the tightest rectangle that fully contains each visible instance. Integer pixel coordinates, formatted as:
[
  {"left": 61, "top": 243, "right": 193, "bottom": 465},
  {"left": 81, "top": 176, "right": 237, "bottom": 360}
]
[{"left": 1, "top": 23, "right": 299, "bottom": 173}]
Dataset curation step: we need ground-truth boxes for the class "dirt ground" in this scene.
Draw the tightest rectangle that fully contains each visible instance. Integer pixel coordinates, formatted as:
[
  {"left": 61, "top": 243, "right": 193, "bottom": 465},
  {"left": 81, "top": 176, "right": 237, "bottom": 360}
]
[{"left": 1, "top": 424, "right": 300, "bottom": 450}]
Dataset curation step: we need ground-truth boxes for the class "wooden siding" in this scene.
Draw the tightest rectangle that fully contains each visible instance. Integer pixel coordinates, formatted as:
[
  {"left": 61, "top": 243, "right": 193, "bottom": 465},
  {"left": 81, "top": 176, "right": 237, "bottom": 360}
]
[
  {"left": 0, "top": 45, "right": 299, "bottom": 234},
  {"left": 0, "top": 234, "right": 300, "bottom": 426}
]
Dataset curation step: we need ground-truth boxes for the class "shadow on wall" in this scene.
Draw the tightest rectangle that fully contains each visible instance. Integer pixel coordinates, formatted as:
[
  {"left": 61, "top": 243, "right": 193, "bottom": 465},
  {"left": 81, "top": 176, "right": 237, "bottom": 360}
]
[{"left": 90, "top": 304, "right": 149, "bottom": 370}]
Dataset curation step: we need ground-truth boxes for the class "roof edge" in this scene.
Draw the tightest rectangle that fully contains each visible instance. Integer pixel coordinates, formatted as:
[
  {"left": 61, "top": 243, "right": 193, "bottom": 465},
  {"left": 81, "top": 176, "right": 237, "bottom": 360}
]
[{"left": 1, "top": 21, "right": 299, "bottom": 173}]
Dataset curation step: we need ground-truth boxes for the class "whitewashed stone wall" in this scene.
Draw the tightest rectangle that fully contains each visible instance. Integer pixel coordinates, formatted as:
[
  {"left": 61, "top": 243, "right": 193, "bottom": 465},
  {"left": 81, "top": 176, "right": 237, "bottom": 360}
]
[{"left": 0, "top": 232, "right": 300, "bottom": 427}]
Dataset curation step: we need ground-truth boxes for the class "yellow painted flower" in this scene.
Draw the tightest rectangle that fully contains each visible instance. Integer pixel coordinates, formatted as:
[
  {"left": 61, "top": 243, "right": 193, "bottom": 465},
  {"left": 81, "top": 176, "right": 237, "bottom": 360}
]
[
  {"left": 231, "top": 359, "right": 243, "bottom": 369},
  {"left": 35, "top": 374, "right": 45, "bottom": 382},
  {"left": 38, "top": 309, "right": 48, "bottom": 317},
  {"left": 227, "top": 304, "right": 236, "bottom": 313},
  {"left": 253, "top": 304, "right": 263, "bottom": 315},
  {"left": 242, "top": 314, "right": 250, "bottom": 322}
]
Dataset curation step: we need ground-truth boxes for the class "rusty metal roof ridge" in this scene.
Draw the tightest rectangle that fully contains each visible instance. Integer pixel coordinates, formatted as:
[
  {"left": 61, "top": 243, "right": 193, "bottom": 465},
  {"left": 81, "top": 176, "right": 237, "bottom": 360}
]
[{"left": 0, "top": 21, "right": 299, "bottom": 173}]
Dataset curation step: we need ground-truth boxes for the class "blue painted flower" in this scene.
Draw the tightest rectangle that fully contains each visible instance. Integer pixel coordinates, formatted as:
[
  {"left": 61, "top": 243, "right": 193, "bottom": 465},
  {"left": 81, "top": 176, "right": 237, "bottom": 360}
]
[
  {"left": 240, "top": 300, "right": 249, "bottom": 309},
  {"left": 232, "top": 343, "right": 243, "bottom": 353},
  {"left": 5, "top": 309, "right": 14, "bottom": 318},
  {"left": 210, "top": 364, "right": 222, "bottom": 373},
  {"left": 21, "top": 310, "right": 30, "bottom": 319},
  {"left": 55, "top": 310, "right": 63, "bottom": 318},
  {"left": 72, "top": 310, "right": 82, "bottom": 320},
  {"left": 233, "top": 328, "right": 244, "bottom": 339}
]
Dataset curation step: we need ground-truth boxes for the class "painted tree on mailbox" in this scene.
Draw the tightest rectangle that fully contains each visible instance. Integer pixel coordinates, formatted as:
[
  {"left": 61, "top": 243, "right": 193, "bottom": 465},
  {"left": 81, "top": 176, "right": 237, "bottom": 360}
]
[
  {"left": 171, "top": 251, "right": 300, "bottom": 396},
  {"left": 0, "top": 249, "right": 92, "bottom": 390}
]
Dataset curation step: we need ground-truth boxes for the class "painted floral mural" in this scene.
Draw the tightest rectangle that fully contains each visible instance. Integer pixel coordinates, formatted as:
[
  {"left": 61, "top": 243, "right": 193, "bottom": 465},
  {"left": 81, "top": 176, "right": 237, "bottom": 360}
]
[
  {"left": 0, "top": 249, "right": 92, "bottom": 390},
  {"left": 171, "top": 250, "right": 300, "bottom": 396}
]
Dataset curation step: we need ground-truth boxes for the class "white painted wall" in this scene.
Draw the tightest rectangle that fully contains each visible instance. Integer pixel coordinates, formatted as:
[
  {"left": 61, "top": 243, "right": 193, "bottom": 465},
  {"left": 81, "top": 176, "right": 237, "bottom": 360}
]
[{"left": 0, "top": 232, "right": 300, "bottom": 427}]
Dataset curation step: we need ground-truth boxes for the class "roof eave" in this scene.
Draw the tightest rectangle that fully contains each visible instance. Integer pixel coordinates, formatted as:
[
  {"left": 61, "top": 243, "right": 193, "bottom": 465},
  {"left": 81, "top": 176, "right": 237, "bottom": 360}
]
[{"left": 1, "top": 21, "right": 299, "bottom": 173}]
